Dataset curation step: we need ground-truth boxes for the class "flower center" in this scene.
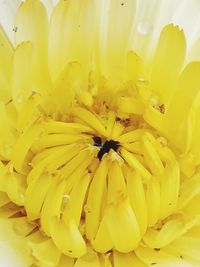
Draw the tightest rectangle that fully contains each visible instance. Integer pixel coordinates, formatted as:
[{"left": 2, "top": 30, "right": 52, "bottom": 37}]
[
  {"left": 7, "top": 93, "right": 181, "bottom": 258},
  {"left": 93, "top": 137, "right": 120, "bottom": 160}
]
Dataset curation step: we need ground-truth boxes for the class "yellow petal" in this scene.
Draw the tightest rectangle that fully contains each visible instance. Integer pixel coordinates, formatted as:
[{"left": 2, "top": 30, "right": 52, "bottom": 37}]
[
  {"left": 0, "top": 25, "right": 13, "bottom": 102},
  {"left": 16, "top": 93, "right": 41, "bottom": 132},
  {"left": 0, "top": 192, "right": 10, "bottom": 207},
  {"left": 120, "top": 148, "right": 152, "bottom": 181},
  {"left": 58, "top": 255, "right": 74, "bottom": 267},
  {"left": 113, "top": 251, "right": 147, "bottom": 267},
  {"left": 50, "top": 218, "right": 86, "bottom": 258},
  {"left": 0, "top": 103, "right": 16, "bottom": 160},
  {"left": 0, "top": 240, "right": 33, "bottom": 267},
  {"left": 85, "top": 157, "right": 109, "bottom": 240},
  {"left": 106, "top": 196, "right": 141, "bottom": 252},
  {"left": 92, "top": 213, "right": 113, "bottom": 253},
  {"left": 103, "top": 0, "right": 136, "bottom": 83},
  {"left": 12, "top": 120, "right": 43, "bottom": 174},
  {"left": 142, "top": 132, "right": 164, "bottom": 176},
  {"left": 178, "top": 172, "right": 200, "bottom": 210},
  {"left": 4, "top": 164, "right": 26, "bottom": 206},
  {"left": 165, "top": 227, "right": 200, "bottom": 266},
  {"left": 182, "top": 194, "right": 200, "bottom": 220},
  {"left": 40, "top": 177, "right": 67, "bottom": 235},
  {"left": 151, "top": 24, "right": 186, "bottom": 103},
  {"left": 135, "top": 246, "right": 188, "bottom": 267},
  {"left": 12, "top": 42, "right": 33, "bottom": 106},
  {"left": 25, "top": 172, "right": 52, "bottom": 220},
  {"left": 63, "top": 173, "right": 91, "bottom": 226},
  {"left": 35, "top": 133, "right": 83, "bottom": 150},
  {"left": 0, "top": 217, "right": 34, "bottom": 241},
  {"left": 74, "top": 249, "right": 101, "bottom": 267},
  {"left": 29, "top": 238, "right": 61, "bottom": 266},
  {"left": 0, "top": 161, "right": 6, "bottom": 191},
  {"left": 29, "top": 144, "right": 80, "bottom": 182},
  {"left": 73, "top": 107, "right": 106, "bottom": 137},
  {"left": 49, "top": 0, "right": 95, "bottom": 80},
  {"left": 15, "top": 0, "right": 51, "bottom": 94},
  {"left": 167, "top": 62, "right": 200, "bottom": 152},
  {"left": 126, "top": 51, "right": 146, "bottom": 82},
  {"left": 159, "top": 151, "right": 180, "bottom": 219},
  {"left": 107, "top": 161, "right": 126, "bottom": 204},
  {"left": 146, "top": 177, "right": 160, "bottom": 227},
  {"left": 126, "top": 171, "right": 147, "bottom": 236},
  {"left": 143, "top": 216, "right": 199, "bottom": 249}
]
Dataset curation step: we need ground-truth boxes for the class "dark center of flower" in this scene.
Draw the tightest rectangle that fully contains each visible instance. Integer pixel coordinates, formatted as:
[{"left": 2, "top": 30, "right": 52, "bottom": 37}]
[
  {"left": 92, "top": 136, "right": 102, "bottom": 147},
  {"left": 93, "top": 136, "right": 120, "bottom": 160}
]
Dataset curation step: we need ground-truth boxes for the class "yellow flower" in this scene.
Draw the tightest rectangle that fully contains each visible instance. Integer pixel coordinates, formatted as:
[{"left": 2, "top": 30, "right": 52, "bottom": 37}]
[{"left": 1, "top": 0, "right": 200, "bottom": 266}]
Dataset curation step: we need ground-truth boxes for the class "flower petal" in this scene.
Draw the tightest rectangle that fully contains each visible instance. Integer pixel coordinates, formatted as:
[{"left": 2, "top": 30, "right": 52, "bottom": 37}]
[
  {"left": 0, "top": 0, "right": 21, "bottom": 44},
  {"left": 15, "top": 0, "right": 51, "bottom": 94},
  {"left": 48, "top": 0, "right": 96, "bottom": 80},
  {"left": 135, "top": 245, "right": 193, "bottom": 267},
  {"left": 102, "top": 0, "right": 136, "bottom": 83},
  {"left": 29, "top": 238, "right": 61, "bottom": 266},
  {"left": 151, "top": 24, "right": 186, "bottom": 103},
  {"left": 113, "top": 251, "right": 147, "bottom": 267},
  {"left": 0, "top": 25, "right": 13, "bottom": 102}
]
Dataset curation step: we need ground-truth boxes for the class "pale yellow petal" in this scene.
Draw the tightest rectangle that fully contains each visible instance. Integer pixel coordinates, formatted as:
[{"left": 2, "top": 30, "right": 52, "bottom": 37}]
[
  {"left": 50, "top": 218, "right": 86, "bottom": 258},
  {"left": 0, "top": 103, "right": 16, "bottom": 160},
  {"left": 143, "top": 216, "right": 199, "bottom": 249},
  {"left": 167, "top": 62, "right": 200, "bottom": 152},
  {"left": 113, "top": 251, "right": 147, "bottom": 267},
  {"left": 49, "top": 0, "right": 95, "bottom": 80},
  {"left": 106, "top": 196, "right": 141, "bottom": 252},
  {"left": 146, "top": 177, "right": 160, "bottom": 227},
  {"left": 151, "top": 24, "right": 186, "bottom": 103},
  {"left": 29, "top": 238, "right": 61, "bottom": 266},
  {"left": 12, "top": 42, "right": 33, "bottom": 106},
  {"left": 103, "top": 0, "right": 136, "bottom": 84},
  {"left": 85, "top": 158, "right": 109, "bottom": 240},
  {"left": 74, "top": 249, "right": 101, "bottom": 267},
  {"left": 135, "top": 246, "right": 192, "bottom": 267},
  {"left": 126, "top": 171, "right": 147, "bottom": 235},
  {"left": 15, "top": 0, "right": 51, "bottom": 95},
  {"left": 0, "top": 25, "right": 13, "bottom": 102}
]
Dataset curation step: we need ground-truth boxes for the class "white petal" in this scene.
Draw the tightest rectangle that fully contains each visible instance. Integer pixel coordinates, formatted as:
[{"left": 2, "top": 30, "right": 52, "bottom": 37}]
[
  {"left": 0, "top": 0, "right": 21, "bottom": 44},
  {"left": 0, "top": 241, "right": 32, "bottom": 267},
  {"left": 130, "top": 0, "right": 200, "bottom": 63},
  {"left": 169, "top": 0, "right": 200, "bottom": 51}
]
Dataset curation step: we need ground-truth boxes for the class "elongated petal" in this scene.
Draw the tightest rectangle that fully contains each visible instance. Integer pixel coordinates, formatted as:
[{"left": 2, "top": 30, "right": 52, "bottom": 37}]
[
  {"left": 12, "top": 42, "right": 33, "bottom": 106},
  {"left": 15, "top": 0, "right": 51, "bottom": 94},
  {"left": 160, "top": 154, "right": 180, "bottom": 219},
  {"left": 0, "top": 26, "right": 13, "bottom": 102},
  {"left": 92, "top": 213, "right": 113, "bottom": 253},
  {"left": 50, "top": 218, "right": 86, "bottom": 258},
  {"left": 74, "top": 249, "right": 101, "bottom": 267},
  {"left": 167, "top": 62, "right": 200, "bottom": 152},
  {"left": 151, "top": 24, "right": 186, "bottom": 103},
  {"left": 106, "top": 196, "right": 141, "bottom": 252},
  {"left": 146, "top": 177, "right": 160, "bottom": 227},
  {"left": 49, "top": 0, "right": 95, "bottom": 80},
  {"left": 135, "top": 246, "right": 191, "bottom": 267},
  {"left": 63, "top": 173, "right": 90, "bottom": 226},
  {"left": 114, "top": 251, "right": 147, "bottom": 267},
  {"left": 143, "top": 216, "right": 199, "bottom": 249},
  {"left": 25, "top": 172, "right": 52, "bottom": 220},
  {"left": 85, "top": 158, "right": 109, "bottom": 240},
  {"left": 178, "top": 172, "right": 200, "bottom": 210},
  {"left": 103, "top": 0, "right": 136, "bottom": 83},
  {"left": 126, "top": 171, "right": 147, "bottom": 236},
  {"left": 29, "top": 239, "right": 61, "bottom": 266}
]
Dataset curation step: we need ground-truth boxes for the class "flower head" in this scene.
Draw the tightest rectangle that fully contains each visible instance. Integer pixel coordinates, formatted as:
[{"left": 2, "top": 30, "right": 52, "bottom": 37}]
[{"left": 0, "top": 0, "right": 200, "bottom": 266}]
